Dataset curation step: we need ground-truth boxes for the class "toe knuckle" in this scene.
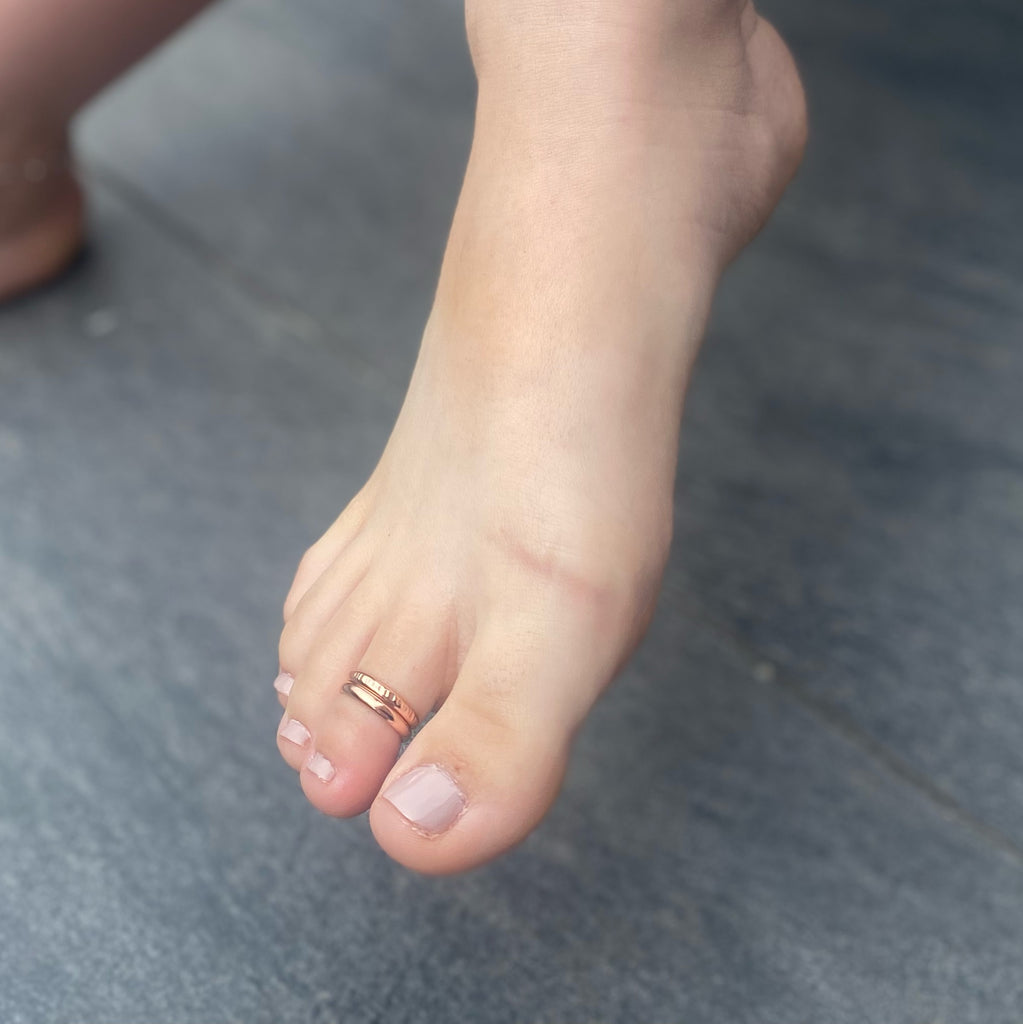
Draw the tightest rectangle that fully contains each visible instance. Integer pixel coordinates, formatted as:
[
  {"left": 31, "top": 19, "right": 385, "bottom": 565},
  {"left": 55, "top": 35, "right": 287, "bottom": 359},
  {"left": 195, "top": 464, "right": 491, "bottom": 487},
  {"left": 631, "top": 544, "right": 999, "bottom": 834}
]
[
  {"left": 294, "top": 543, "right": 322, "bottom": 580},
  {"left": 282, "top": 587, "right": 301, "bottom": 623},
  {"left": 458, "top": 685, "right": 522, "bottom": 739},
  {"left": 278, "top": 616, "right": 305, "bottom": 670}
]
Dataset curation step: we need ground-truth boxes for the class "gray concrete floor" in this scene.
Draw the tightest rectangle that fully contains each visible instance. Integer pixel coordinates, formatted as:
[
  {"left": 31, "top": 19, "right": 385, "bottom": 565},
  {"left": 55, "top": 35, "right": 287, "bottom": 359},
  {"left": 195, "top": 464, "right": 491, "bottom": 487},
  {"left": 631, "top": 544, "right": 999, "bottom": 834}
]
[{"left": 1, "top": 0, "right": 1022, "bottom": 1021}]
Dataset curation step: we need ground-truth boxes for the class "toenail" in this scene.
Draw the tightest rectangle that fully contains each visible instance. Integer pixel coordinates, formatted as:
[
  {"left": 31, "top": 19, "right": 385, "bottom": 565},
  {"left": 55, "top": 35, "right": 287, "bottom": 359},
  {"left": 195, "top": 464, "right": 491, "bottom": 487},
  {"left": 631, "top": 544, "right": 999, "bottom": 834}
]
[
  {"left": 273, "top": 671, "right": 294, "bottom": 697},
  {"left": 279, "top": 716, "right": 311, "bottom": 746},
  {"left": 381, "top": 764, "right": 466, "bottom": 835},
  {"left": 305, "top": 752, "right": 336, "bottom": 783}
]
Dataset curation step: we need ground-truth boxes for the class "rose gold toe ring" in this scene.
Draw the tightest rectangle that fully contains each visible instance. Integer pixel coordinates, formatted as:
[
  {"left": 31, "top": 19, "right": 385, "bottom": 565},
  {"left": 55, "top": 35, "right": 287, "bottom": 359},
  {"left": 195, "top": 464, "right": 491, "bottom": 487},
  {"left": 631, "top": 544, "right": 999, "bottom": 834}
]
[{"left": 343, "top": 670, "right": 420, "bottom": 739}]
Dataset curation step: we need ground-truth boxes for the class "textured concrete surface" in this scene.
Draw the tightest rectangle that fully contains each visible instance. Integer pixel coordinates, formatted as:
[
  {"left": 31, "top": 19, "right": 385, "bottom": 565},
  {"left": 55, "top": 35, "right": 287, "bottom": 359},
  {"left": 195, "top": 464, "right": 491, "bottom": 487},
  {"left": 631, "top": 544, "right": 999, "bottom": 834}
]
[{"left": 1, "top": 0, "right": 1022, "bottom": 1021}]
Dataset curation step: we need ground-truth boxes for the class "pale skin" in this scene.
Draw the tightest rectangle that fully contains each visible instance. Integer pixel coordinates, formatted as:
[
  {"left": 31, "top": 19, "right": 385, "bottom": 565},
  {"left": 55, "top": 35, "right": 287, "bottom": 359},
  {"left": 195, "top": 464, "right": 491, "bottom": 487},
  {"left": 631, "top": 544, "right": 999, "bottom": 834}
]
[{"left": 1, "top": 0, "right": 807, "bottom": 872}]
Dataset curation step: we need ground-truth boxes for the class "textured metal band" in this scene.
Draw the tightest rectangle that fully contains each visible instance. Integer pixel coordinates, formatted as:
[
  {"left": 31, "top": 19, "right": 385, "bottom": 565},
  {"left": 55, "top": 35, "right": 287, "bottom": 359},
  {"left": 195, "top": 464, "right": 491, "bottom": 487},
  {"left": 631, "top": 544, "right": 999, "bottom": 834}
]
[{"left": 343, "top": 671, "right": 419, "bottom": 738}]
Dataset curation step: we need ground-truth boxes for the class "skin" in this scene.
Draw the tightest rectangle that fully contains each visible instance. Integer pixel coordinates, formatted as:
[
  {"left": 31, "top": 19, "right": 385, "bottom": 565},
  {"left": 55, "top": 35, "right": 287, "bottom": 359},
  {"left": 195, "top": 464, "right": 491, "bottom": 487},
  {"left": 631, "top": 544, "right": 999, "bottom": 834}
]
[{"left": 0, "top": 0, "right": 806, "bottom": 873}]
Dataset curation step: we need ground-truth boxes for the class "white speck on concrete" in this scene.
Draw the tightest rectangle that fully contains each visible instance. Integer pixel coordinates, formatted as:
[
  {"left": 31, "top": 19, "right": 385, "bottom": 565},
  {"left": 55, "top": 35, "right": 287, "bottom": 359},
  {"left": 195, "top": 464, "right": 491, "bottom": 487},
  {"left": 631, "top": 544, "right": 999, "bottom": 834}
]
[{"left": 84, "top": 308, "right": 120, "bottom": 338}]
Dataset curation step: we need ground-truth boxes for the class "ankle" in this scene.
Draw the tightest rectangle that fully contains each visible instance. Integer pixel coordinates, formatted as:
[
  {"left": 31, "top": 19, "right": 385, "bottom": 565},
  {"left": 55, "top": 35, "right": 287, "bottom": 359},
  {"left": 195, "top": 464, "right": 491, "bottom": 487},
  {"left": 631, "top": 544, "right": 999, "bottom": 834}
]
[
  {"left": 463, "top": 0, "right": 789, "bottom": 212},
  {"left": 447, "top": 0, "right": 805, "bottom": 305},
  {"left": 466, "top": 0, "right": 753, "bottom": 94},
  {"left": 465, "top": 0, "right": 752, "bottom": 54}
]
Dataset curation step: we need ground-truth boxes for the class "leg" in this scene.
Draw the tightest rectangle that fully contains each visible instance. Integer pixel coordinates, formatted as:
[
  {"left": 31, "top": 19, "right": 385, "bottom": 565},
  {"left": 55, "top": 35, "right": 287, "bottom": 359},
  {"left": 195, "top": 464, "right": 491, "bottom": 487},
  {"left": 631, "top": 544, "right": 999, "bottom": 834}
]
[
  {"left": 0, "top": 0, "right": 213, "bottom": 300},
  {"left": 277, "top": 0, "right": 806, "bottom": 873}
]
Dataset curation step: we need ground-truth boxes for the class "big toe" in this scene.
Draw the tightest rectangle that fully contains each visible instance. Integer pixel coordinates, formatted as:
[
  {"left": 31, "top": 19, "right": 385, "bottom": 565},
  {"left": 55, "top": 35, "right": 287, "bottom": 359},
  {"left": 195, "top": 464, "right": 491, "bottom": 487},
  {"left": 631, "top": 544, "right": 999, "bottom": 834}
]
[{"left": 369, "top": 614, "right": 608, "bottom": 874}]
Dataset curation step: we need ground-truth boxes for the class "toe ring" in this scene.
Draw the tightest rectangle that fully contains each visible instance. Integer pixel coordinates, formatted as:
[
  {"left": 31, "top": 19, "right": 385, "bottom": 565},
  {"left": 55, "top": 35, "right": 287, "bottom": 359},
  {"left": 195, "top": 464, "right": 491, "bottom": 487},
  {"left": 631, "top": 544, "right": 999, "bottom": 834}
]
[{"left": 343, "top": 671, "right": 420, "bottom": 739}]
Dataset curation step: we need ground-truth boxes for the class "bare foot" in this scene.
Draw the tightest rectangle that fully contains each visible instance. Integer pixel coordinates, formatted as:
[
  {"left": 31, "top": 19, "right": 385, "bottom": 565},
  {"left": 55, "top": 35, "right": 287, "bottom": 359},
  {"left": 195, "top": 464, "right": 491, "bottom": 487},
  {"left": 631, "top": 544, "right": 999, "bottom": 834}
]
[
  {"left": 275, "top": 0, "right": 807, "bottom": 873},
  {"left": 0, "top": 117, "right": 85, "bottom": 302}
]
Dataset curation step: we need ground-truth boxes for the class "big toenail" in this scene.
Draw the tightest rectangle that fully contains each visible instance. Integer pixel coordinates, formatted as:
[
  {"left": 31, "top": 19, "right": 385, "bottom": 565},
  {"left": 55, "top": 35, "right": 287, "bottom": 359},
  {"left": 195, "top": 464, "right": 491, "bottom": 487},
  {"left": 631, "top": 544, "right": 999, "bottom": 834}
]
[
  {"left": 305, "top": 752, "right": 336, "bottom": 783},
  {"left": 381, "top": 765, "right": 466, "bottom": 834},
  {"left": 279, "top": 717, "right": 311, "bottom": 746},
  {"left": 273, "top": 671, "right": 294, "bottom": 697}
]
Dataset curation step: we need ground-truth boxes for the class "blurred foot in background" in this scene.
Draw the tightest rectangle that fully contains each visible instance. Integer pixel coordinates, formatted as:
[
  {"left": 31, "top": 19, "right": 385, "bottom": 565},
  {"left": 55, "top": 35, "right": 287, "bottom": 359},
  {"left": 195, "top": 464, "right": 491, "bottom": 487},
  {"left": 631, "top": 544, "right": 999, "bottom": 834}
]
[
  {"left": 0, "top": 0, "right": 211, "bottom": 300},
  {"left": 0, "top": 116, "right": 82, "bottom": 301}
]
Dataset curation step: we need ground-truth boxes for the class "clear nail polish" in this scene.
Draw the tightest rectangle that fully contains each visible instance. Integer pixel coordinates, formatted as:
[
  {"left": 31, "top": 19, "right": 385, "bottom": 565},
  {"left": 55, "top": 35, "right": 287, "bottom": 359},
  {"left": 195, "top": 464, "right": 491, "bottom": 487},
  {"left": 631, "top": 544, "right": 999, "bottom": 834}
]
[
  {"left": 381, "top": 764, "right": 466, "bottom": 834},
  {"left": 273, "top": 671, "right": 294, "bottom": 697},
  {"left": 279, "top": 717, "right": 310, "bottom": 746},
  {"left": 306, "top": 752, "right": 336, "bottom": 783}
]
